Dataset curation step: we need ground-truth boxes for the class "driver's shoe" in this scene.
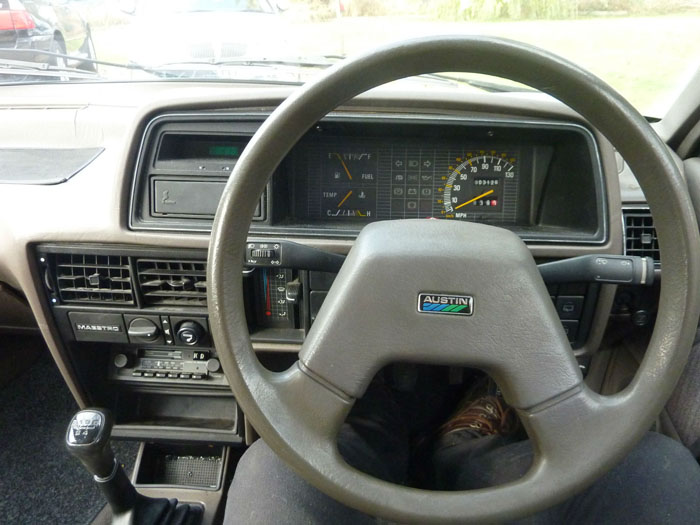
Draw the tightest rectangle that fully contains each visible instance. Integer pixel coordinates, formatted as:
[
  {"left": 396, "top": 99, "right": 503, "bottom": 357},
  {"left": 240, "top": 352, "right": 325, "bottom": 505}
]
[{"left": 437, "top": 394, "right": 519, "bottom": 439}]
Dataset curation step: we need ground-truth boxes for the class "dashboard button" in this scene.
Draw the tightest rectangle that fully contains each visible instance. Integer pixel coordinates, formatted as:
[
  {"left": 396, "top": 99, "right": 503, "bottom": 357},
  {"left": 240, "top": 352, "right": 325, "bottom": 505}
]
[
  {"left": 113, "top": 353, "right": 129, "bottom": 369},
  {"left": 161, "top": 316, "right": 174, "bottom": 345},
  {"left": 561, "top": 320, "right": 580, "bottom": 342},
  {"left": 556, "top": 296, "right": 584, "bottom": 320},
  {"left": 206, "top": 358, "right": 221, "bottom": 373}
]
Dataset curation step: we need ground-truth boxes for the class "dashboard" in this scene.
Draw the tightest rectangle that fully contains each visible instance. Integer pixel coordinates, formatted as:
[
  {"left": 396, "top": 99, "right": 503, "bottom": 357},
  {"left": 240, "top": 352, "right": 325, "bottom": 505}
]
[{"left": 0, "top": 81, "right": 626, "bottom": 445}]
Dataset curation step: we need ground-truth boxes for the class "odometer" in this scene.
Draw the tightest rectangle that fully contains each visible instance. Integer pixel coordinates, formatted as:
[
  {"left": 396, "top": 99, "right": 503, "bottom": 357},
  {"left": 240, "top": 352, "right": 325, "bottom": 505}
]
[{"left": 442, "top": 154, "right": 518, "bottom": 221}]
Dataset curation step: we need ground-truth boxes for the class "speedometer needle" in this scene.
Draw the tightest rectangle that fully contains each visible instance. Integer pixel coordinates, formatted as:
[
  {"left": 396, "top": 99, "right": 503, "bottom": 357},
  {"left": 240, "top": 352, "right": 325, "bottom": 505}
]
[
  {"left": 337, "top": 190, "right": 353, "bottom": 208},
  {"left": 454, "top": 189, "right": 495, "bottom": 210}
]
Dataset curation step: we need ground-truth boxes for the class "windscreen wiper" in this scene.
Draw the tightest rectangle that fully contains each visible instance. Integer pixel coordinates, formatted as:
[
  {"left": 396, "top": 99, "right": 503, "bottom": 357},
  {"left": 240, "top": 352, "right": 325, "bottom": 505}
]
[
  {"left": 155, "top": 56, "right": 338, "bottom": 69},
  {"left": 422, "top": 73, "right": 535, "bottom": 93},
  {"left": 0, "top": 57, "right": 99, "bottom": 81},
  {"left": 0, "top": 48, "right": 160, "bottom": 76},
  {"left": 316, "top": 54, "right": 534, "bottom": 93}
]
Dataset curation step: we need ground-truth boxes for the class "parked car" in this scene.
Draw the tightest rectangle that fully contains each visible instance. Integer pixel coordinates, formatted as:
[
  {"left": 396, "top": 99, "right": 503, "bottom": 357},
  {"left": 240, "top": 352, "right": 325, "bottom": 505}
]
[{"left": 0, "top": 0, "right": 95, "bottom": 69}]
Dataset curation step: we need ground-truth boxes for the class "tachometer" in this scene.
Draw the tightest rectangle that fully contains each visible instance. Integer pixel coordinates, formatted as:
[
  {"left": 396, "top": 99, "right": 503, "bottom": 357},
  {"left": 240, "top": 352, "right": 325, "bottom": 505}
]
[{"left": 441, "top": 154, "right": 518, "bottom": 221}]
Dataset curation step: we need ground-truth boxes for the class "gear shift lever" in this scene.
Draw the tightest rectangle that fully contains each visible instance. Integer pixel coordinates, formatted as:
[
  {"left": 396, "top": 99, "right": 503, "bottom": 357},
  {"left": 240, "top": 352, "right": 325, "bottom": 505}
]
[
  {"left": 66, "top": 409, "right": 137, "bottom": 513},
  {"left": 67, "top": 409, "right": 203, "bottom": 524}
]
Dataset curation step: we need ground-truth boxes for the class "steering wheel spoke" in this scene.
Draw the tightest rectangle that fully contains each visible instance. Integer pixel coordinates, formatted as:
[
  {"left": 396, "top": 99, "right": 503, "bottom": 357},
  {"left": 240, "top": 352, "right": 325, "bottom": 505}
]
[{"left": 262, "top": 362, "right": 354, "bottom": 445}]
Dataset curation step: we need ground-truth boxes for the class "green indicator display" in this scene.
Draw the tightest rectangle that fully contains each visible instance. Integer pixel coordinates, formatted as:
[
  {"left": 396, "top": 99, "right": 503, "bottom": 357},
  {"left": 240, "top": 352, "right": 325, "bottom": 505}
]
[{"left": 208, "top": 145, "right": 240, "bottom": 158}]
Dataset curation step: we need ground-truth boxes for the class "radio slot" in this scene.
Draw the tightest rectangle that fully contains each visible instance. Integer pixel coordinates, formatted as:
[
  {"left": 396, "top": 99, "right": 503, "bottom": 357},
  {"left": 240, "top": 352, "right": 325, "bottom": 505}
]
[{"left": 110, "top": 346, "right": 224, "bottom": 385}]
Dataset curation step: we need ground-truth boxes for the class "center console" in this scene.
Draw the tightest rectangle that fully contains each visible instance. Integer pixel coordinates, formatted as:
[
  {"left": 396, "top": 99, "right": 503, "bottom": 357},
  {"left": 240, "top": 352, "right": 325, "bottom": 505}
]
[{"left": 36, "top": 244, "right": 306, "bottom": 443}]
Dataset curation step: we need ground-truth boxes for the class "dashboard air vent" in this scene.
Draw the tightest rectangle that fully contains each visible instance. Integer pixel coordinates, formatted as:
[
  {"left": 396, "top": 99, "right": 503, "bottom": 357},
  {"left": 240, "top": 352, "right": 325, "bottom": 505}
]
[
  {"left": 54, "top": 254, "right": 134, "bottom": 304},
  {"left": 137, "top": 259, "right": 207, "bottom": 307},
  {"left": 624, "top": 208, "right": 660, "bottom": 265}
]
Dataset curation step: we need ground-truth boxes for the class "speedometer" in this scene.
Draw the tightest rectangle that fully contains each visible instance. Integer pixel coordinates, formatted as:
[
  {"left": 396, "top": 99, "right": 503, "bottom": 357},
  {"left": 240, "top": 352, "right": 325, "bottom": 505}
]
[{"left": 441, "top": 154, "right": 518, "bottom": 221}]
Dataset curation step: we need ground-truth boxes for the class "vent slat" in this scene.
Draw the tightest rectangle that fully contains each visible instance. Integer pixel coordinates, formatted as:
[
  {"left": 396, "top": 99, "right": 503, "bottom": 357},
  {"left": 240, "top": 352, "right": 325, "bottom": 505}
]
[
  {"left": 137, "top": 259, "right": 207, "bottom": 307},
  {"left": 624, "top": 208, "right": 660, "bottom": 265},
  {"left": 52, "top": 253, "right": 134, "bottom": 305}
]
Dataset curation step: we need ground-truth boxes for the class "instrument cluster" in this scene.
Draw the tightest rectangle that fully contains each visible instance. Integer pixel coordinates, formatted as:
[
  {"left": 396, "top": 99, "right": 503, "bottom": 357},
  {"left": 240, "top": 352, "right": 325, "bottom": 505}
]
[{"left": 291, "top": 137, "right": 528, "bottom": 226}]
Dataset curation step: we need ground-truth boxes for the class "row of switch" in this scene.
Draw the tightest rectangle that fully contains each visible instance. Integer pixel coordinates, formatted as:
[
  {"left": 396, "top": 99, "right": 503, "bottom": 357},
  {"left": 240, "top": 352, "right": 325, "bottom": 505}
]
[
  {"left": 126, "top": 315, "right": 208, "bottom": 347},
  {"left": 138, "top": 359, "right": 184, "bottom": 371},
  {"left": 131, "top": 371, "right": 207, "bottom": 380},
  {"left": 548, "top": 284, "right": 588, "bottom": 344}
]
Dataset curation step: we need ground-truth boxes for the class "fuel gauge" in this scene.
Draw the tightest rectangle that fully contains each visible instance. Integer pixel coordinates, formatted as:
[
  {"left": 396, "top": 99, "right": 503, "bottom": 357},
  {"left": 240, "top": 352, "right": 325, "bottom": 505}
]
[{"left": 325, "top": 152, "right": 376, "bottom": 184}]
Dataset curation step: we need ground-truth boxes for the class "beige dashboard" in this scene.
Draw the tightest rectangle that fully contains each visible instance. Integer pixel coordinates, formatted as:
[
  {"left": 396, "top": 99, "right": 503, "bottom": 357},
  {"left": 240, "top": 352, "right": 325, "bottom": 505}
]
[{"left": 0, "top": 80, "right": 623, "bottom": 408}]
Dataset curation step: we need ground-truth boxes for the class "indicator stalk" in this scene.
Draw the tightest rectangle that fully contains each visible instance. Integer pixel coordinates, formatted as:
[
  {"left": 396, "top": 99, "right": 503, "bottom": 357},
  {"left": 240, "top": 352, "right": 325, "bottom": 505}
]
[{"left": 537, "top": 255, "right": 655, "bottom": 286}]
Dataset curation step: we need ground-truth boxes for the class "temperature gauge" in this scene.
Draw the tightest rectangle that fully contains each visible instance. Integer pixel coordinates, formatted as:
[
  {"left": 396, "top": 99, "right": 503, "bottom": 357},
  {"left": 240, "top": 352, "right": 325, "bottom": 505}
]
[{"left": 321, "top": 187, "right": 376, "bottom": 218}]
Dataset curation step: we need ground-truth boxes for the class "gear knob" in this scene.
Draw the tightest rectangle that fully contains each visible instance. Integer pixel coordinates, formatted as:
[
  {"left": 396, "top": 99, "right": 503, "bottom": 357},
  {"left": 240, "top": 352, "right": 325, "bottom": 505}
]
[
  {"left": 66, "top": 409, "right": 115, "bottom": 479},
  {"left": 66, "top": 408, "right": 202, "bottom": 523}
]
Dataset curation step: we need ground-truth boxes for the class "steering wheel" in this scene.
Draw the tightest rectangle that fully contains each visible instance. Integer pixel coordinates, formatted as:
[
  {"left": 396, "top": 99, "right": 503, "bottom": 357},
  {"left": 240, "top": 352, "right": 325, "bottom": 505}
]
[{"left": 208, "top": 36, "right": 700, "bottom": 523}]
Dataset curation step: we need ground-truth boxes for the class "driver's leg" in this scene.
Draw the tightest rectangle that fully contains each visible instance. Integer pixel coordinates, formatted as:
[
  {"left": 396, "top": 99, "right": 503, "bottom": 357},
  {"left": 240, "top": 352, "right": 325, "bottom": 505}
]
[
  {"left": 429, "top": 397, "right": 700, "bottom": 523},
  {"left": 435, "top": 431, "right": 700, "bottom": 524},
  {"left": 225, "top": 438, "right": 375, "bottom": 525},
  {"left": 548, "top": 431, "right": 700, "bottom": 524},
  {"left": 224, "top": 382, "right": 408, "bottom": 524}
]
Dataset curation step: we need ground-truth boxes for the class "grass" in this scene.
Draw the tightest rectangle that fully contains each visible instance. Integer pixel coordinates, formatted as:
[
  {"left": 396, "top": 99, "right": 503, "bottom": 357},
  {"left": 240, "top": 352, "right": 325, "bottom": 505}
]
[{"left": 90, "top": 11, "right": 700, "bottom": 116}]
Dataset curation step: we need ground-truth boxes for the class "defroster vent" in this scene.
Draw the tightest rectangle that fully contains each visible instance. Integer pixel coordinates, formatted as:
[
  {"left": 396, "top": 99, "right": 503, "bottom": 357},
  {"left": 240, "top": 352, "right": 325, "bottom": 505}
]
[
  {"left": 53, "top": 254, "right": 134, "bottom": 304},
  {"left": 624, "top": 208, "right": 660, "bottom": 265},
  {"left": 137, "top": 259, "right": 207, "bottom": 306}
]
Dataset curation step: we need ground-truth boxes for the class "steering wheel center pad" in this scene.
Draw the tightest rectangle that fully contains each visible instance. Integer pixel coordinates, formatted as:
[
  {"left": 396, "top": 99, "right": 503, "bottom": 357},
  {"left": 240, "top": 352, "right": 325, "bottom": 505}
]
[{"left": 301, "top": 219, "right": 580, "bottom": 409}]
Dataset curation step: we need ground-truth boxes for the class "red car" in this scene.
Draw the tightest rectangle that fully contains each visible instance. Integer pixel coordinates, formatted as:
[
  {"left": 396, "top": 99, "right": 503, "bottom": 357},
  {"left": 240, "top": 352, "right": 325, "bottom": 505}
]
[{"left": 0, "top": 0, "right": 95, "bottom": 69}]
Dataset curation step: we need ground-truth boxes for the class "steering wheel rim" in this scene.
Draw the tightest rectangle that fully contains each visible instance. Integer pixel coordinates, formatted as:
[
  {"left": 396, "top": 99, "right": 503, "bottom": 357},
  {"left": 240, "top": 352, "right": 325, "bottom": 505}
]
[{"left": 208, "top": 36, "right": 700, "bottom": 523}]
